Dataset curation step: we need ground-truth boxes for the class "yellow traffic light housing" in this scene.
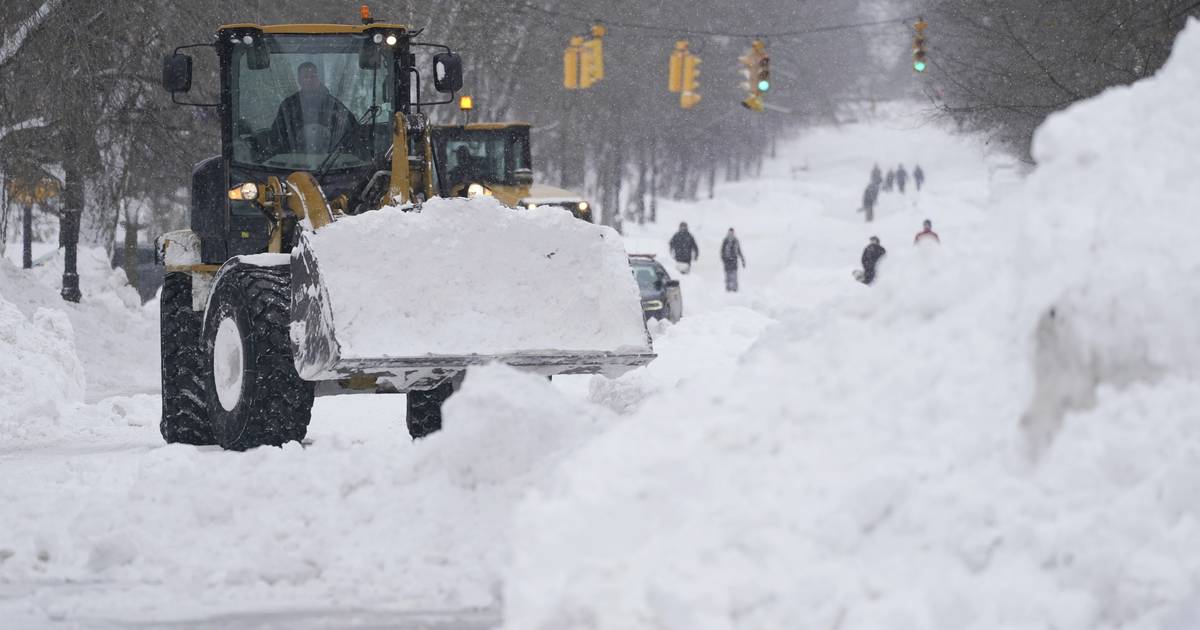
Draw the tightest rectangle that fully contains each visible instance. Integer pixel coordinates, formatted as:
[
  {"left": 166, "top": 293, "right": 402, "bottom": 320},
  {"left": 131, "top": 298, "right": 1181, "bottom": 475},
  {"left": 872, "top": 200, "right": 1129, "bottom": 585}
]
[
  {"left": 739, "top": 40, "right": 768, "bottom": 111},
  {"left": 668, "top": 40, "right": 688, "bottom": 93},
  {"left": 679, "top": 50, "right": 701, "bottom": 109},
  {"left": 564, "top": 36, "right": 583, "bottom": 89},
  {"left": 682, "top": 52, "right": 700, "bottom": 93},
  {"left": 912, "top": 19, "right": 929, "bottom": 72}
]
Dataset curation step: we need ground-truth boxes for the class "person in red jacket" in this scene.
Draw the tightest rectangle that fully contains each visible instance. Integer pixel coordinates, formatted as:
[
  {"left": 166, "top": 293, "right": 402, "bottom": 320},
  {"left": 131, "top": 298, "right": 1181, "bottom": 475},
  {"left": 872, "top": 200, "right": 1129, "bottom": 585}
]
[{"left": 914, "top": 219, "right": 940, "bottom": 245}]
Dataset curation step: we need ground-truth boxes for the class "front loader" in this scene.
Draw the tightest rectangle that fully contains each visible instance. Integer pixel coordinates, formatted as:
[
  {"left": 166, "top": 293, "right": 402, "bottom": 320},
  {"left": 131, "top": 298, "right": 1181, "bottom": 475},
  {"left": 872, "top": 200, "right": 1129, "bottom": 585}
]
[
  {"left": 430, "top": 122, "right": 596, "bottom": 222},
  {"left": 156, "top": 13, "right": 653, "bottom": 450}
]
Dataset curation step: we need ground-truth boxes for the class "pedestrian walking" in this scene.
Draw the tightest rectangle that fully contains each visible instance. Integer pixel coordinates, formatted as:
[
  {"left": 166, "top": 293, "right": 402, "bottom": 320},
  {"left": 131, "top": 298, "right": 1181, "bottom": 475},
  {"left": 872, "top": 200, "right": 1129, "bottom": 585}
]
[
  {"left": 720, "top": 228, "right": 747, "bottom": 292},
  {"left": 861, "top": 181, "right": 880, "bottom": 222},
  {"left": 914, "top": 165, "right": 925, "bottom": 191},
  {"left": 883, "top": 169, "right": 895, "bottom": 192},
  {"left": 860, "top": 236, "right": 886, "bottom": 285},
  {"left": 896, "top": 164, "right": 909, "bottom": 194},
  {"left": 914, "top": 219, "right": 940, "bottom": 245},
  {"left": 870, "top": 164, "right": 882, "bottom": 187},
  {"left": 669, "top": 221, "right": 700, "bottom": 273}
]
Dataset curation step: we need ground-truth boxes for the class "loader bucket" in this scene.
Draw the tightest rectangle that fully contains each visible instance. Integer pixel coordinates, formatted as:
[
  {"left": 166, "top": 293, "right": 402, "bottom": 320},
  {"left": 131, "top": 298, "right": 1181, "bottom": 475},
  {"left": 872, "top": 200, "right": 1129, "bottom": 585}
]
[{"left": 289, "top": 197, "right": 654, "bottom": 390}]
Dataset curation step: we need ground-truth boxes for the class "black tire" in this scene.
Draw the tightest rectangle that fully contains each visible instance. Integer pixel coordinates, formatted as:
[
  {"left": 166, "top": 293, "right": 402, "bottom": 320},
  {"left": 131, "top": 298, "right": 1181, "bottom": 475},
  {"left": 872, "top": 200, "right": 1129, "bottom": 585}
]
[
  {"left": 406, "top": 380, "right": 455, "bottom": 439},
  {"left": 160, "top": 272, "right": 216, "bottom": 445},
  {"left": 203, "top": 264, "right": 314, "bottom": 451}
]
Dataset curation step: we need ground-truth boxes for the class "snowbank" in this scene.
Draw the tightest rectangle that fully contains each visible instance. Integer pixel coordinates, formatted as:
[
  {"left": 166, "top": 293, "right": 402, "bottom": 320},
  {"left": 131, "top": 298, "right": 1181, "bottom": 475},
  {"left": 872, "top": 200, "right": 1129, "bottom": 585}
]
[
  {"left": 0, "top": 248, "right": 158, "bottom": 402},
  {"left": 298, "top": 196, "right": 648, "bottom": 357},
  {"left": 0, "top": 364, "right": 605, "bottom": 622},
  {"left": 500, "top": 20, "right": 1200, "bottom": 630},
  {"left": 0, "top": 293, "right": 84, "bottom": 432}
]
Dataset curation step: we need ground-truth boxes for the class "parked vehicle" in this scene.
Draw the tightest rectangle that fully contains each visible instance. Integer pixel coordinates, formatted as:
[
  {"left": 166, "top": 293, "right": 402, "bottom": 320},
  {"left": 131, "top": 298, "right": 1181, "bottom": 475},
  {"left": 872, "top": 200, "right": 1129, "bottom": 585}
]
[{"left": 629, "top": 254, "right": 682, "bottom": 323}]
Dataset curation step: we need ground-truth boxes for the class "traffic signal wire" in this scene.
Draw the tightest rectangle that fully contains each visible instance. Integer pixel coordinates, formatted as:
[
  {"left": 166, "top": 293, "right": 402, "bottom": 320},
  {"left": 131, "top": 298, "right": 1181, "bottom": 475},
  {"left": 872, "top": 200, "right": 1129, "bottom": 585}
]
[{"left": 512, "top": 1, "right": 920, "bottom": 41}]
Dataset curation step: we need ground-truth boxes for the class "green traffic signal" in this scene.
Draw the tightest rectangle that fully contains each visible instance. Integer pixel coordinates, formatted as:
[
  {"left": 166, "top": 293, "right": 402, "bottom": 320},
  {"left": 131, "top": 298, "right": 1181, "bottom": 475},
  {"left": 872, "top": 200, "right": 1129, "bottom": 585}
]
[
  {"left": 757, "top": 79, "right": 770, "bottom": 91},
  {"left": 913, "top": 61, "right": 927, "bottom": 72}
]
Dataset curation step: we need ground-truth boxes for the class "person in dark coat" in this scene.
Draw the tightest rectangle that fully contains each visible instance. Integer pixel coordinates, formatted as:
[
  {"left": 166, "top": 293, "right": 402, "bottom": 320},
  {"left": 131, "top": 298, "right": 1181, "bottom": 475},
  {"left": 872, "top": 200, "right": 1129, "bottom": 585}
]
[
  {"left": 914, "top": 165, "right": 925, "bottom": 191},
  {"left": 883, "top": 169, "right": 895, "bottom": 192},
  {"left": 895, "top": 164, "right": 909, "bottom": 194},
  {"left": 271, "top": 62, "right": 358, "bottom": 155},
  {"left": 720, "top": 228, "right": 747, "bottom": 292},
  {"left": 669, "top": 222, "right": 699, "bottom": 274},
  {"left": 870, "top": 164, "right": 882, "bottom": 187},
  {"left": 861, "top": 181, "right": 880, "bottom": 222},
  {"left": 860, "top": 236, "right": 886, "bottom": 285}
]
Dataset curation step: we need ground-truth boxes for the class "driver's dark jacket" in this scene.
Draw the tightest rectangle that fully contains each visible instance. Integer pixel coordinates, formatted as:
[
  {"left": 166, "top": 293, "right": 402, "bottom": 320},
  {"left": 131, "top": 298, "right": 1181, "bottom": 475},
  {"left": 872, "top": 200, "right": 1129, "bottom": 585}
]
[{"left": 270, "top": 87, "right": 357, "bottom": 154}]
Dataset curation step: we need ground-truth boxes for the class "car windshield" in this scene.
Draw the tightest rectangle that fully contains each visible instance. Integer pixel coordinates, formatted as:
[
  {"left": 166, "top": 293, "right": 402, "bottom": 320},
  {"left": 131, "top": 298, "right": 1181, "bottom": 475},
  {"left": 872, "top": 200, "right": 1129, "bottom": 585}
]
[
  {"left": 435, "top": 127, "right": 532, "bottom": 187},
  {"left": 229, "top": 34, "right": 394, "bottom": 172},
  {"left": 632, "top": 265, "right": 660, "bottom": 291}
]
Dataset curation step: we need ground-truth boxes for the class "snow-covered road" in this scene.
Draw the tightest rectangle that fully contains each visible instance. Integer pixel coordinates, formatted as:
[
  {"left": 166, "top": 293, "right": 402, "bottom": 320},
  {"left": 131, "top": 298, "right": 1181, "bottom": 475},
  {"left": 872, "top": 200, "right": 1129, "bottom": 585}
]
[{"left": 6, "top": 21, "right": 1200, "bottom": 626}]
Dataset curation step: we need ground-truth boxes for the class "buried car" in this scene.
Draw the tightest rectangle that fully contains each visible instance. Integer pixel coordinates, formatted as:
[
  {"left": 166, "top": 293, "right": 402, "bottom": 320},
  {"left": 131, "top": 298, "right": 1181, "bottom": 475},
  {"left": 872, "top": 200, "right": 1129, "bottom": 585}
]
[{"left": 629, "top": 254, "right": 682, "bottom": 323}]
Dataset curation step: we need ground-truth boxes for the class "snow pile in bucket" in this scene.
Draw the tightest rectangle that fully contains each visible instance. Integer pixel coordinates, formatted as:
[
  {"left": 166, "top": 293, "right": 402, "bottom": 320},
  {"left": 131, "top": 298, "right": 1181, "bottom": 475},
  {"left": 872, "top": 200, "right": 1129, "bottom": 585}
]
[
  {"left": 500, "top": 20, "right": 1200, "bottom": 630},
  {"left": 299, "top": 196, "right": 648, "bottom": 356}
]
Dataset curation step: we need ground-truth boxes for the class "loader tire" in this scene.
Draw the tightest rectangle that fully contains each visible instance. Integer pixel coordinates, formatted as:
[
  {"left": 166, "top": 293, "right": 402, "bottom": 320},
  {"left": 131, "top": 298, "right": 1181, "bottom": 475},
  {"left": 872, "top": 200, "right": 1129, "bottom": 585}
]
[
  {"left": 160, "top": 272, "right": 215, "bottom": 445},
  {"left": 406, "top": 380, "right": 454, "bottom": 439},
  {"left": 204, "top": 263, "right": 314, "bottom": 451}
]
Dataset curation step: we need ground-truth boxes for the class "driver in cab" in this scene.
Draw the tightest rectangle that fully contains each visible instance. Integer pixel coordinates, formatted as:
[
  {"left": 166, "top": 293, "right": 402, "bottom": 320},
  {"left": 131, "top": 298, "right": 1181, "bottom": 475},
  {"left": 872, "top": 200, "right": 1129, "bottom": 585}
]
[{"left": 271, "top": 61, "right": 357, "bottom": 155}]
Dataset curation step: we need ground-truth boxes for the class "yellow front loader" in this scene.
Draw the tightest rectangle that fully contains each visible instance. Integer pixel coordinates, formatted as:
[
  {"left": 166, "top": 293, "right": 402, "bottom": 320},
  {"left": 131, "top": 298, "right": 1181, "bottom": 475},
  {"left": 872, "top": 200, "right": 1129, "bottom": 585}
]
[{"left": 155, "top": 13, "right": 653, "bottom": 451}]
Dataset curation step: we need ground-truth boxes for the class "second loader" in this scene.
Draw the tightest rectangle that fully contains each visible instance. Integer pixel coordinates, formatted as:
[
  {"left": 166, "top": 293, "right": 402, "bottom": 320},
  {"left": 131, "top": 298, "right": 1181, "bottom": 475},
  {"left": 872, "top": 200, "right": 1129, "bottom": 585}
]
[{"left": 156, "top": 10, "right": 653, "bottom": 450}]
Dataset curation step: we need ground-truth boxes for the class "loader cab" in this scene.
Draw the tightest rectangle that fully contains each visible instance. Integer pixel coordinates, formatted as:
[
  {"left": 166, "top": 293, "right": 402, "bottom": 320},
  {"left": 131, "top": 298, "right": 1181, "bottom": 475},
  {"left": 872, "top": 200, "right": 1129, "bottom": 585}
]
[
  {"left": 431, "top": 123, "right": 594, "bottom": 222},
  {"left": 431, "top": 123, "right": 533, "bottom": 205},
  {"left": 164, "top": 22, "right": 463, "bottom": 264}
]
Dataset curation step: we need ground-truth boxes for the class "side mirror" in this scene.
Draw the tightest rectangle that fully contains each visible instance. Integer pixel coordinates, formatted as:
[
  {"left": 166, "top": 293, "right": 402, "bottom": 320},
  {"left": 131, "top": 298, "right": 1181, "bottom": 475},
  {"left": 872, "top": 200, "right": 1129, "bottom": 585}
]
[
  {"left": 359, "top": 41, "right": 381, "bottom": 69},
  {"left": 665, "top": 279, "right": 680, "bottom": 288},
  {"left": 514, "top": 168, "right": 533, "bottom": 186},
  {"left": 432, "top": 52, "right": 463, "bottom": 93},
  {"left": 162, "top": 54, "right": 193, "bottom": 93},
  {"left": 245, "top": 39, "right": 270, "bottom": 70}
]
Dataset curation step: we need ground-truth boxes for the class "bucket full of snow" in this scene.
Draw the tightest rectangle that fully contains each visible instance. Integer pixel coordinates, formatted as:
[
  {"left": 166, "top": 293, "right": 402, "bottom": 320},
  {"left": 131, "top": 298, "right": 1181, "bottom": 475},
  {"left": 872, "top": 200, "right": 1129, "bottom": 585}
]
[{"left": 289, "top": 197, "right": 653, "bottom": 388}]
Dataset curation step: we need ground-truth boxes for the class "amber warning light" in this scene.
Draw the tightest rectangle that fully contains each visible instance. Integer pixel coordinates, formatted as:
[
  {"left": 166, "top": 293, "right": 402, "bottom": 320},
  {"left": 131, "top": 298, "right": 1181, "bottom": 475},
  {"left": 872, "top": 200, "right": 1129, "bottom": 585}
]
[{"left": 360, "top": 5, "right": 373, "bottom": 25}]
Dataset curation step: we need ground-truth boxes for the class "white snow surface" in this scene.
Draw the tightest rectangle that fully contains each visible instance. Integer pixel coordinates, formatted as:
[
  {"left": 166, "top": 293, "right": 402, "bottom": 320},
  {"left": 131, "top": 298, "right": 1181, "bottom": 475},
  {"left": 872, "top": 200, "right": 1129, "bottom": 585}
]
[
  {"left": 4, "top": 21, "right": 1200, "bottom": 629},
  {"left": 502, "top": 20, "right": 1200, "bottom": 630},
  {"left": 301, "top": 196, "right": 649, "bottom": 356}
]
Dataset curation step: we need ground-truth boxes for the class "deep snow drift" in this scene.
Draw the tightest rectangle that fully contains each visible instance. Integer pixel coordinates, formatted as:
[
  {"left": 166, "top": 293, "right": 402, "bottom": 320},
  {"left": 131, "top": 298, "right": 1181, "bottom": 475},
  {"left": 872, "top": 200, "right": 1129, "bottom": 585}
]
[
  {"left": 4, "top": 20, "right": 1200, "bottom": 630},
  {"left": 501, "top": 20, "right": 1200, "bottom": 630}
]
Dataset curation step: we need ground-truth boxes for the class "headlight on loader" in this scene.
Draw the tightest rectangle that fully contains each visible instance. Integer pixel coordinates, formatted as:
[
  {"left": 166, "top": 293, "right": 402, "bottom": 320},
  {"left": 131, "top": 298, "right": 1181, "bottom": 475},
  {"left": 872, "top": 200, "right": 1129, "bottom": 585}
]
[
  {"left": 228, "top": 182, "right": 259, "bottom": 201},
  {"left": 578, "top": 201, "right": 589, "bottom": 213},
  {"left": 467, "top": 183, "right": 493, "bottom": 198}
]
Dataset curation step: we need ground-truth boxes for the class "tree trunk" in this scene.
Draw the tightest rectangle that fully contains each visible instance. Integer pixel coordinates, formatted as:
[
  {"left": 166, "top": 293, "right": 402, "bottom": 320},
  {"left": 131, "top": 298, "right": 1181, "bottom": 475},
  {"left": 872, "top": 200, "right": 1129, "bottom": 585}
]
[
  {"left": 60, "top": 146, "right": 84, "bottom": 303},
  {"left": 122, "top": 207, "right": 140, "bottom": 289},
  {"left": 23, "top": 202, "right": 33, "bottom": 269},
  {"left": 649, "top": 140, "right": 658, "bottom": 223}
]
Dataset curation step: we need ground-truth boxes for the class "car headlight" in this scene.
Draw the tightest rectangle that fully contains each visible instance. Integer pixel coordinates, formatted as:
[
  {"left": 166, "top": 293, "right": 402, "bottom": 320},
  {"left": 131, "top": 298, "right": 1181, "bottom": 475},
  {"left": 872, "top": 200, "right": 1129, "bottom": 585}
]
[
  {"left": 526, "top": 203, "right": 538, "bottom": 210},
  {"left": 642, "top": 300, "right": 664, "bottom": 311},
  {"left": 577, "top": 201, "right": 590, "bottom": 212},
  {"left": 467, "top": 183, "right": 493, "bottom": 198}
]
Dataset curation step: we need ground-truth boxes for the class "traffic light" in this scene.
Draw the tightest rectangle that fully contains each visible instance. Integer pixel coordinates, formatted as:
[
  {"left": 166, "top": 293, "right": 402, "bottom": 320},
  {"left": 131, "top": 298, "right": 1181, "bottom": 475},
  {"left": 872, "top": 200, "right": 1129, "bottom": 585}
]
[
  {"left": 564, "top": 25, "right": 605, "bottom": 90},
  {"left": 564, "top": 36, "right": 582, "bottom": 89},
  {"left": 582, "top": 24, "right": 606, "bottom": 86},
  {"left": 740, "top": 40, "right": 768, "bottom": 111},
  {"left": 756, "top": 55, "right": 770, "bottom": 92},
  {"left": 680, "top": 51, "right": 701, "bottom": 109},
  {"left": 668, "top": 40, "right": 688, "bottom": 93},
  {"left": 912, "top": 19, "right": 929, "bottom": 72}
]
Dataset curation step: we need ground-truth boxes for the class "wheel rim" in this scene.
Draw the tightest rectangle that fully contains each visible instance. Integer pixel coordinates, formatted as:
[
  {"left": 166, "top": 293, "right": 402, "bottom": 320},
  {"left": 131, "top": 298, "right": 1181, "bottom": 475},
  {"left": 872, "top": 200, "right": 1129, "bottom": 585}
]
[{"left": 213, "top": 316, "right": 245, "bottom": 412}]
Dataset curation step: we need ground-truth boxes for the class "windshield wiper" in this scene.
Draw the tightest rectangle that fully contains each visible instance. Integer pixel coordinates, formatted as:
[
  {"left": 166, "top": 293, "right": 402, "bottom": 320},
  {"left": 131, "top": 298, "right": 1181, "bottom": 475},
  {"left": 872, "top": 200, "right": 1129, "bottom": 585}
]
[{"left": 314, "top": 105, "right": 381, "bottom": 181}]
